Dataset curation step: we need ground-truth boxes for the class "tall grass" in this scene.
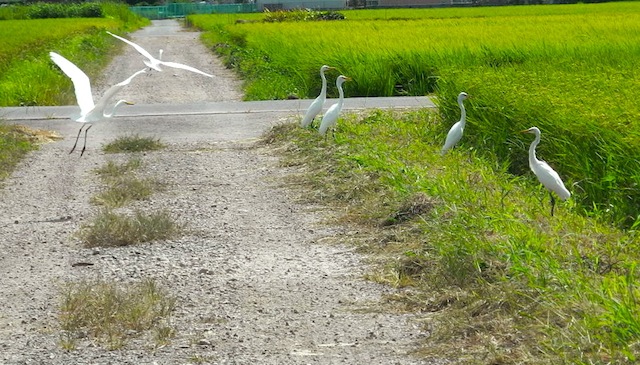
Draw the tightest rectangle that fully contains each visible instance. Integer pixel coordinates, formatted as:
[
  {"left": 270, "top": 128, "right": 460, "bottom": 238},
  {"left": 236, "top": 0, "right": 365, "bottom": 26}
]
[{"left": 189, "top": 1, "right": 640, "bottom": 227}]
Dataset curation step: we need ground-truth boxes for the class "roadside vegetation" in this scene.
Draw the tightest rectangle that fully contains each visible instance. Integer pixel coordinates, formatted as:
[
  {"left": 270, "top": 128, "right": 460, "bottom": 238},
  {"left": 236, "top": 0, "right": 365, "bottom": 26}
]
[{"left": 263, "top": 110, "right": 640, "bottom": 364}]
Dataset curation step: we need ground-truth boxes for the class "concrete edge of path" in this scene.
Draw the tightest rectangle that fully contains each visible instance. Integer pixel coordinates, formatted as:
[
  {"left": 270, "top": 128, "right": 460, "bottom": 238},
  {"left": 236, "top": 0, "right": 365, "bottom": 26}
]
[{"left": 0, "top": 96, "right": 436, "bottom": 121}]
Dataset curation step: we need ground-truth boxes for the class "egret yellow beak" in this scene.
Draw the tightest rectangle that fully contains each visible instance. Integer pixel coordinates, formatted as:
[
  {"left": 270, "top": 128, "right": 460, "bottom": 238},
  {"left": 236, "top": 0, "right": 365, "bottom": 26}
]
[
  {"left": 345, "top": 77, "right": 353, "bottom": 81},
  {"left": 520, "top": 129, "right": 532, "bottom": 134},
  {"left": 124, "top": 101, "right": 135, "bottom": 105}
]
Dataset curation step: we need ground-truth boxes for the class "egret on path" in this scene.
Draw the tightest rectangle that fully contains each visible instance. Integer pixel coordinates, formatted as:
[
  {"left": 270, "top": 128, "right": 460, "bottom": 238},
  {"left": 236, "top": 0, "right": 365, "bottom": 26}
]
[
  {"left": 107, "top": 31, "right": 214, "bottom": 78},
  {"left": 441, "top": 92, "right": 469, "bottom": 155},
  {"left": 50, "top": 52, "right": 145, "bottom": 156},
  {"left": 521, "top": 126, "right": 571, "bottom": 216},
  {"left": 319, "top": 75, "right": 351, "bottom": 137},
  {"left": 301, "top": 65, "right": 335, "bottom": 128}
]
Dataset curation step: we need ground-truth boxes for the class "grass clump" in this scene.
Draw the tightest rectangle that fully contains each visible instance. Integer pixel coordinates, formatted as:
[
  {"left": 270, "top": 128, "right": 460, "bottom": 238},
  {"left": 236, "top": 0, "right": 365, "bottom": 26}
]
[
  {"left": 103, "top": 135, "right": 165, "bottom": 154},
  {"left": 91, "top": 177, "right": 155, "bottom": 208},
  {"left": 262, "top": 110, "right": 640, "bottom": 364},
  {"left": 92, "top": 158, "right": 159, "bottom": 208},
  {"left": 79, "top": 210, "right": 180, "bottom": 248},
  {"left": 59, "top": 278, "right": 176, "bottom": 350}
]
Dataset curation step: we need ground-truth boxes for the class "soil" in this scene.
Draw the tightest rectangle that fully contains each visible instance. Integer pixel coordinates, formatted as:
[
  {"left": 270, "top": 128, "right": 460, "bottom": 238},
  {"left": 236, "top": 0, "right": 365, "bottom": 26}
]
[{"left": 0, "top": 19, "right": 438, "bottom": 364}]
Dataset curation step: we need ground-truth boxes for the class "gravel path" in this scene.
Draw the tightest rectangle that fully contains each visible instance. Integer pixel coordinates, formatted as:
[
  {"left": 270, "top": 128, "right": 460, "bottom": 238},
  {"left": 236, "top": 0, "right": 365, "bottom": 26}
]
[{"left": 0, "top": 20, "right": 435, "bottom": 364}]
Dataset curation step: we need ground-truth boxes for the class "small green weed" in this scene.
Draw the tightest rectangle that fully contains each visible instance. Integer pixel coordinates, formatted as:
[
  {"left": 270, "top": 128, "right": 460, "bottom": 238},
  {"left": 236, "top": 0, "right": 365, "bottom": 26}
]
[
  {"left": 103, "top": 135, "right": 164, "bottom": 153},
  {"left": 91, "top": 176, "right": 155, "bottom": 208},
  {"left": 0, "top": 123, "right": 38, "bottom": 180},
  {"left": 94, "top": 158, "right": 143, "bottom": 180}
]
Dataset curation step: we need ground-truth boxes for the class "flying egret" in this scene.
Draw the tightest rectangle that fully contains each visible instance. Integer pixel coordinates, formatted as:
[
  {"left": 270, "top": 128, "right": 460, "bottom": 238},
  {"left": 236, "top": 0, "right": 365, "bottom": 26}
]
[
  {"left": 301, "top": 65, "right": 335, "bottom": 128},
  {"left": 106, "top": 31, "right": 214, "bottom": 78},
  {"left": 50, "top": 52, "right": 145, "bottom": 156},
  {"left": 319, "top": 75, "right": 351, "bottom": 137},
  {"left": 521, "top": 126, "right": 571, "bottom": 216},
  {"left": 441, "top": 92, "right": 469, "bottom": 155}
]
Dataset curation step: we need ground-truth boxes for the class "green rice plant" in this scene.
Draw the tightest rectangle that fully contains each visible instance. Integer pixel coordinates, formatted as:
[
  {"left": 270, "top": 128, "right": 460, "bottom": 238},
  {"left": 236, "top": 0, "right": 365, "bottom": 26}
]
[
  {"left": 79, "top": 209, "right": 180, "bottom": 248},
  {"left": 102, "top": 135, "right": 165, "bottom": 154},
  {"left": 59, "top": 278, "right": 176, "bottom": 350},
  {"left": 262, "top": 109, "right": 640, "bottom": 363}
]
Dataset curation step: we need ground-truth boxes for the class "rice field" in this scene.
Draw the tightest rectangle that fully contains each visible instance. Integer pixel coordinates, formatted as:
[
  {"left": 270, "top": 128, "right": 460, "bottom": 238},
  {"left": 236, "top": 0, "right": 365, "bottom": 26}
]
[
  {"left": 0, "top": 2, "right": 148, "bottom": 107},
  {"left": 189, "top": 1, "right": 640, "bottom": 227}
]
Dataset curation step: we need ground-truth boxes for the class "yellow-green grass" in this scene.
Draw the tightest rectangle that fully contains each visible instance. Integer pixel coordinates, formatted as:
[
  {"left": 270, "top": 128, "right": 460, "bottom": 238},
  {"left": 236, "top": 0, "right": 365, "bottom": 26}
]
[
  {"left": 0, "top": 122, "right": 39, "bottom": 180},
  {"left": 264, "top": 111, "right": 640, "bottom": 364},
  {"left": 0, "top": 4, "right": 148, "bottom": 107},
  {"left": 189, "top": 1, "right": 640, "bottom": 226},
  {"left": 59, "top": 278, "right": 176, "bottom": 350}
]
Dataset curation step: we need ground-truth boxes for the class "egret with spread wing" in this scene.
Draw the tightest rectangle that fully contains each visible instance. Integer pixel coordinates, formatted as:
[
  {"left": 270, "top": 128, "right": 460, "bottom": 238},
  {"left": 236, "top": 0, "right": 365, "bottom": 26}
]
[
  {"left": 301, "top": 65, "right": 335, "bottom": 128},
  {"left": 107, "top": 31, "right": 214, "bottom": 78},
  {"left": 521, "top": 126, "right": 571, "bottom": 216},
  {"left": 50, "top": 52, "right": 145, "bottom": 156}
]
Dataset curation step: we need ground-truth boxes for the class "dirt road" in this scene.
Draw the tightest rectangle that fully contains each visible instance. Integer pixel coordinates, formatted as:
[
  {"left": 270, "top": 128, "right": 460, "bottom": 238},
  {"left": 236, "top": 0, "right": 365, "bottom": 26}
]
[{"left": 0, "top": 20, "right": 434, "bottom": 364}]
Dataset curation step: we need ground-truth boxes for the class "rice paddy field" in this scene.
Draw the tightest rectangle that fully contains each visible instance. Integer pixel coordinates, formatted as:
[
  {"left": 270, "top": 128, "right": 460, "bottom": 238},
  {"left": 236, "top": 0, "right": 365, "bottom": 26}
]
[
  {"left": 0, "top": 3, "right": 148, "bottom": 107},
  {"left": 189, "top": 2, "right": 640, "bottom": 363}
]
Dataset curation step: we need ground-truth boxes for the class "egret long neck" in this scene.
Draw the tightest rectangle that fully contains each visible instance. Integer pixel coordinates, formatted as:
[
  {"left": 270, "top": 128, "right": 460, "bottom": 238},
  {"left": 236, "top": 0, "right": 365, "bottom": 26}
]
[
  {"left": 320, "top": 70, "right": 328, "bottom": 97},
  {"left": 336, "top": 81, "right": 345, "bottom": 109},
  {"left": 528, "top": 133, "right": 541, "bottom": 166},
  {"left": 458, "top": 98, "right": 466, "bottom": 126},
  {"left": 103, "top": 100, "right": 128, "bottom": 118}
]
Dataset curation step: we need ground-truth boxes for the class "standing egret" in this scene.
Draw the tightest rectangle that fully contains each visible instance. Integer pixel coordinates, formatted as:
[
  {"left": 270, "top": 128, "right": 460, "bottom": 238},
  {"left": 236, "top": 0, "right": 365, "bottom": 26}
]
[
  {"left": 441, "top": 92, "right": 469, "bottom": 155},
  {"left": 319, "top": 75, "right": 351, "bottom": 137},
  {"left": 301, "top": 65, "right": 335, "bottom": 128},
  {"left": 107, "top": 31, "right": 214, "bottom": 78},
  {"left": 521, "top": 126, "right": 571, "bottom": 216},
  {"left": 50, "top": 52, "right": 145, "bottom": 156}
]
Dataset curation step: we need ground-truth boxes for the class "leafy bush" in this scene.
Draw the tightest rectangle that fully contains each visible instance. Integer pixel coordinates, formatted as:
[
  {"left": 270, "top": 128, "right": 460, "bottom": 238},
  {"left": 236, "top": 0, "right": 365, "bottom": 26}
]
[
  {"left": 27, "top": 2, "right": 104, "bottom": 19},
  {"left": 263, "top": 9, "right": 345, "bottom": 23}
]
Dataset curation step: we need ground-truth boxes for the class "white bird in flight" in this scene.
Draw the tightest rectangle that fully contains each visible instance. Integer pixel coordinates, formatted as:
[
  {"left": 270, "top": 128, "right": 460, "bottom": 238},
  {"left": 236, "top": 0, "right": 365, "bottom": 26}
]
[
  {"left": 107, "top": 31, "right": 214, "bottom": 78},
  {"left": 521, "top": 126, "right": 571, "bottom": 216},
  {"left": 441, "top": 91, "right": 469, "bottom": 155},
  {"left": 301, "top": 65, "right": 335, "bottom": 128},
  {"left": 319, "top": 75, "right": 351, "bottom": 137},
  {"left": 50, "top": 51, "right": 145, "bottom": 156}
]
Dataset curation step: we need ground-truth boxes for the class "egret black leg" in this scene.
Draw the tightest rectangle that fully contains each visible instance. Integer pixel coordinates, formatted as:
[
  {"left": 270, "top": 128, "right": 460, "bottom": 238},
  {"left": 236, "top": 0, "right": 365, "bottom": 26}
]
[
  {"left": 69, "top": 124, "right": 86, "bottom": 154},
  {"left": 79, "top": 124, "right": 93, "bottom": 157},
  {"left": 550, "top": 193, "right": 556, "bottom": 217}
]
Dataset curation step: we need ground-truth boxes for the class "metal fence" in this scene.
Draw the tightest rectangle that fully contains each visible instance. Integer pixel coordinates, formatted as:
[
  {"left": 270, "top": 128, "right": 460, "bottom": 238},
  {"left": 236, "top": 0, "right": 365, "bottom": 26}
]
[{"left": 129, "top": 3, "right": 258, "bottom": 19}]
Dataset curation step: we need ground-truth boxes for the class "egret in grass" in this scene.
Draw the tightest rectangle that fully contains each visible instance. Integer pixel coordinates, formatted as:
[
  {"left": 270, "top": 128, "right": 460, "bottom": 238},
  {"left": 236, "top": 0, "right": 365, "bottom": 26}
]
[
  {"left": 521, "top": 126, "right": 571, "bottom": 216},
  {"left": 441, "top": 92, "right": 469, "bottom": 155},
  {"left": 319, "top": 75, "right": 351, "bottom": 137},
  {"left": 107, "top": 31, "right": 214, "bottom": 78},
  {"left": 300, "top": 65, "right": 335, "bottom": 128},
  {"left": 49, "top": 52, "right": 145, "bottom": 156}
]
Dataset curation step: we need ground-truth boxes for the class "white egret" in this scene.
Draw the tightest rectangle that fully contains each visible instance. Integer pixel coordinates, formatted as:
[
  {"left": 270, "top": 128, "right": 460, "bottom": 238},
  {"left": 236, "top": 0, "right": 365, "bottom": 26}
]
[
  {"left": 49, "top": 52, "right": 145, "bottom": 156},
  {"left": 441, "top": 91, "right": 469, "bottom": 155},
  {"left": 319, "top": 75, "right": 351, "bottom": 137},
  {"left": 521, "top": 126, "right": 571, "bottom": 216},
  {"left": 300, "top": 65, "right": 335, "bottom": 128},
  {"left": 107, "top": 31, "right": 214, "bottom": 78}
]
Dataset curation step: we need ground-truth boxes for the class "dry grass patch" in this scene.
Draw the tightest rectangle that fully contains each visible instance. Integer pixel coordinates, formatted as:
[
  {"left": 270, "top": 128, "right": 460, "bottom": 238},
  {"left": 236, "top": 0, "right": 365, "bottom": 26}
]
[
  {"left": 59, "top": 278, "right": 176, "bottom": 350},
  {"left": 79, "top": 209, "right": 180, "bottom": 248}
]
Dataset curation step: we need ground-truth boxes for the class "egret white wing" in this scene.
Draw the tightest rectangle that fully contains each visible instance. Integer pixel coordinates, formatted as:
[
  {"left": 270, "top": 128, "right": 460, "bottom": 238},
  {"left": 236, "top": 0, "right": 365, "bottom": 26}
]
[
  {"left": 49, "top": 52, "right": 94, "bottom": 115},
  {"left": 107, "top": 31, "right": 157, "bottom": 63},
  {"left": 160, "top": 61, "right": 214, "bottom": 78}
]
